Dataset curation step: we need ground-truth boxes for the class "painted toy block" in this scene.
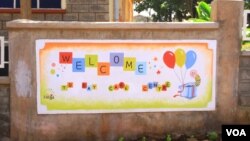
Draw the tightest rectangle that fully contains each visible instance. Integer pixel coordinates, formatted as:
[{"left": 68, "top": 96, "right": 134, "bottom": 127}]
[
  {"left": 72, "top": 58, "right": 85, "bottom": 72},
  {"left": 98, "top": 62, "right": 110, "bottom": 76},
  {"left": 59, "top": 52, "right": 72, "bottom": 64},
  {"left": 85, "top": 55, "right": 98, "bottom": 67},
  {"left": 123, "top": 57, "right": 136, "bottom": 71},
  {"left": 110, "top": 53, "right": 124, "bottom": 66},
  {"left": 136, "top": 62, "right": 147, "bottom": 75}
]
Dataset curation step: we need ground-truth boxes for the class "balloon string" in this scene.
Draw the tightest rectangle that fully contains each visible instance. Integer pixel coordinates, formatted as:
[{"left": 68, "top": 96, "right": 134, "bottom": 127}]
[
  {"left": 184, "top": 69, "right": 187, "bottom": 83},
  {"left": 180, "top": 68, "right": 184, "bottom": 84},
  {"left": 173, "top": 69, "right": 182, "bottom": 83}
]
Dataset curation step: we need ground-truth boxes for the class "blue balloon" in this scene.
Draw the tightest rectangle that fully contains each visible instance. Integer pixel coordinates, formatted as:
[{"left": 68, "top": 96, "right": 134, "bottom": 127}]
[{"left": 185, "top": 50, "right": 197, "bottom": 69}]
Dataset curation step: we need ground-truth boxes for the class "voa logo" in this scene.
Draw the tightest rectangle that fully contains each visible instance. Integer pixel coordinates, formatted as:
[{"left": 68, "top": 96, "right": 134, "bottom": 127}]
[{"left": 226, "top": 129, "right": 246, "bottom": 136}]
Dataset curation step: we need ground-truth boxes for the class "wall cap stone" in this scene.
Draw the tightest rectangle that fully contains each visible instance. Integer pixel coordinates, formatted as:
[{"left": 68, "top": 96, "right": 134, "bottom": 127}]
[
  {"left": 241, "top": 51, "right": 250, "bottom": 56},
  {"left": 7, "top": 20, "right": 219, "bottom": 30},
  {"left": 0, "top": 77, "right": 10, "bottom": 84}
]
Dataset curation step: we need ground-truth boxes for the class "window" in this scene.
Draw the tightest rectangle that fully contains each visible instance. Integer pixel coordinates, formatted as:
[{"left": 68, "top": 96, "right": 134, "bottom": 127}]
[
  {"left": 0, "top": 0, "right": 13, "bottom": 8},
  {"left": 0, "top": 0, "right": 63, "bottom": 9},
  {"left": 243, "top": 10, "right": 250, "bottom": 41},
  {"left": 0, "top": 37, "right": 8, "bottom": 77}
]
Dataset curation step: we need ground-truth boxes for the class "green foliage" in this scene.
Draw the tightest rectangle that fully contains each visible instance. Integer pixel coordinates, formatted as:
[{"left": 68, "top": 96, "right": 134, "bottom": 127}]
[
  {"left": 207, "top": 131, "right": 218, "bottom": 141},
  {"left": 196, "top": 1, "right": 211, "bottom": 21},
  {"left": 134, "top": 0, "right": 212, "bottom": 22},
  {"left": 188, "top": 1, "right": 211, "bottom": 22},
  {"left": 246, "top": 28, "right": 250, "bottom": 37},
  {"left": 166, "top": 134, "right": 172, "bottom": 141},
  {"left": 242, "top": 28, "right": 250, "bottom": 51},
  {"left": 242, "top": 41, "right": 250, "bottom": 51},
  {"left": 245, "top": 0, "right": 250, "bottom": 9},
  {"left": 118, "top": 137, "right": 125, "bottom": 141},
  {"left": 141, "top": 136, "right": 147, "bottom": 141},
  {"left": 134, "top": 0, "right": 191, "bottom": 22}
]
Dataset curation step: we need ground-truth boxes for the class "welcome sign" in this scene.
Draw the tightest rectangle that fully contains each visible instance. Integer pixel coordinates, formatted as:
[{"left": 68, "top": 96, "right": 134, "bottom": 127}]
[{"left": 36, "top": 40, "right": 216, "bottom": 114}]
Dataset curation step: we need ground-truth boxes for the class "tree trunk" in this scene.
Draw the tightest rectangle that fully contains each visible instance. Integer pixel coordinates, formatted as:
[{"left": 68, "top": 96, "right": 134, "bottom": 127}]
[{"left": 193, "top": 0, "right": 197, "bottom": 18}]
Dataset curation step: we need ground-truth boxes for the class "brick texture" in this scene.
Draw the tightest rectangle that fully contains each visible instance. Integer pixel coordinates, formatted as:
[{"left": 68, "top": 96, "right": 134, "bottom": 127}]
[
  {"left": 239, "top": 56, "right": 250, "bottom": 106},
  {"left": 63, "top": 13, "right": 79, "bottom": 21},
  {"left": 96, "top": 13, "right": 109, "bottom": 21},
  {"left": 31, "top": 14, "right": 45, "bottom": 21},
  {"left": 67, "top": 0, "right": 83, "bottom": 4},
  {"left": 240, "top": 57, "right": 250, "bottom": 67},
  {"left": 66, "top": 4, "right": 72, "bottom": 13},
  {"left": 71, "top": 5, "right": 89, "bottom": 13},
  {"left": 46, "top": 14, "right": 63, "bottom": 21},
  {"left": 67, "top": 0, "right": 95, "bottom": 4},
  {"left": 0, "top": 85, "right": 10, "bottom": 139},
  {"left": 0, "top": 14, "right": 12, "bottom": 21},
  {"left": 79, "top": 13, "right": 95, "bottom": 21},
  {"left": 98, "top": 0, "right": 109, "bottom": 4},
  {"left": 2, "top": 22, "right": 7, "bottom": 30},
  {"left": 0, "top": 30, "right": 8, "bottom": 39},
  {"left": 239, "top": 95, "right": 250, "bottom": 106},
  {"left": 12, "top": 14, "right": 20, "bottom": 20},
  {"left": 89, "top": 4, "right": 108, "bottom": 12}
]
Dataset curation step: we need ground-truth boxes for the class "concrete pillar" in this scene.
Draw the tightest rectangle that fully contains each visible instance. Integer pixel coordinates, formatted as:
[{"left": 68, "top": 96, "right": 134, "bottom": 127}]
[{"left": 212, "top": 0, "right": 244, "bottom": 123}]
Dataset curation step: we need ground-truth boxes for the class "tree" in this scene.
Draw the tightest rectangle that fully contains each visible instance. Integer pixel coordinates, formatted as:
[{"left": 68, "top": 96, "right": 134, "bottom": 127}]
[
  {"left": 134, "top": 0, "right": 212, "bottom": 22},
  {"left": 245, "top": 0, "right": 250, "bottom": 9}
]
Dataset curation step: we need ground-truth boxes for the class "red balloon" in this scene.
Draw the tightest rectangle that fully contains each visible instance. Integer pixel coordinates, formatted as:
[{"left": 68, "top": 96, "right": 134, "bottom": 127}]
[{"left": 163, "top": 51, "right": 175, "bottom": 69}]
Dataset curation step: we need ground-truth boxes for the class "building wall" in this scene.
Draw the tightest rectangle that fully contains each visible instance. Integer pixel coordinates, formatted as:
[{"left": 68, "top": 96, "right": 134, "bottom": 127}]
[
  {"left": 0, "top": 85, "right": 10, "bottom": 139},
  {"left": 6, "top": 1, "right": 249, "bottom": 140},
  {"left": 0, "top": 0, "right": 109, "bottom": 39},
  {"left": 239, "top": 53, "right": 250, "bottom": 106}
]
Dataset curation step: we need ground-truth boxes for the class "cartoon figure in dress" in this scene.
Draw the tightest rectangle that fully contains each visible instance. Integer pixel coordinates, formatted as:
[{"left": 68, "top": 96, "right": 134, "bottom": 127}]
[{"left": 163, "top": 49, "right": 200, "bottom": 99}]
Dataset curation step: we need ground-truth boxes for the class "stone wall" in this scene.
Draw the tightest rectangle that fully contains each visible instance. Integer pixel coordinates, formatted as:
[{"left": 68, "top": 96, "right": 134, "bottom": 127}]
[
  {"left": 6, "top": 1, "right": 247, "bottom": 140},
  {"left": 3, "top": 0, "right": 250, "bottom": 140},
  {"left": 239, "top": 53, "right": 250, "bottom": 106},
  {"left": 8, "top": 21, "right": 221, "bottom": 141},
  {"left": 0, "top": 0, "right": 109, "bottom": 39},
  {"left": 0, "top": 85, "right": 10, "bottom": 140}
]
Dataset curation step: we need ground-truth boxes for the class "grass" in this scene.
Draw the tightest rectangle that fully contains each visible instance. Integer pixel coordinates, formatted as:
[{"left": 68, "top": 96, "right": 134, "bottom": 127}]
[
  {"left": 116, "top": 132, "right": 220, "bottom": 141},
  {"left": 242, "top": 41, "right": 250, "bottom": 51},
  {"left": 242, "top": 28, "right": 250, "bottom": 51}
]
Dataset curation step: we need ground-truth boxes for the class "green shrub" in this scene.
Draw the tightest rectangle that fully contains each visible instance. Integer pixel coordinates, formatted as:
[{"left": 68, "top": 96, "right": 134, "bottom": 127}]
[
  {"left": 207, "top": 131, "right": 218, "bottom": 141},
  {"left": 188, "top": 1, "right": 211, "bottom": 22}
]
